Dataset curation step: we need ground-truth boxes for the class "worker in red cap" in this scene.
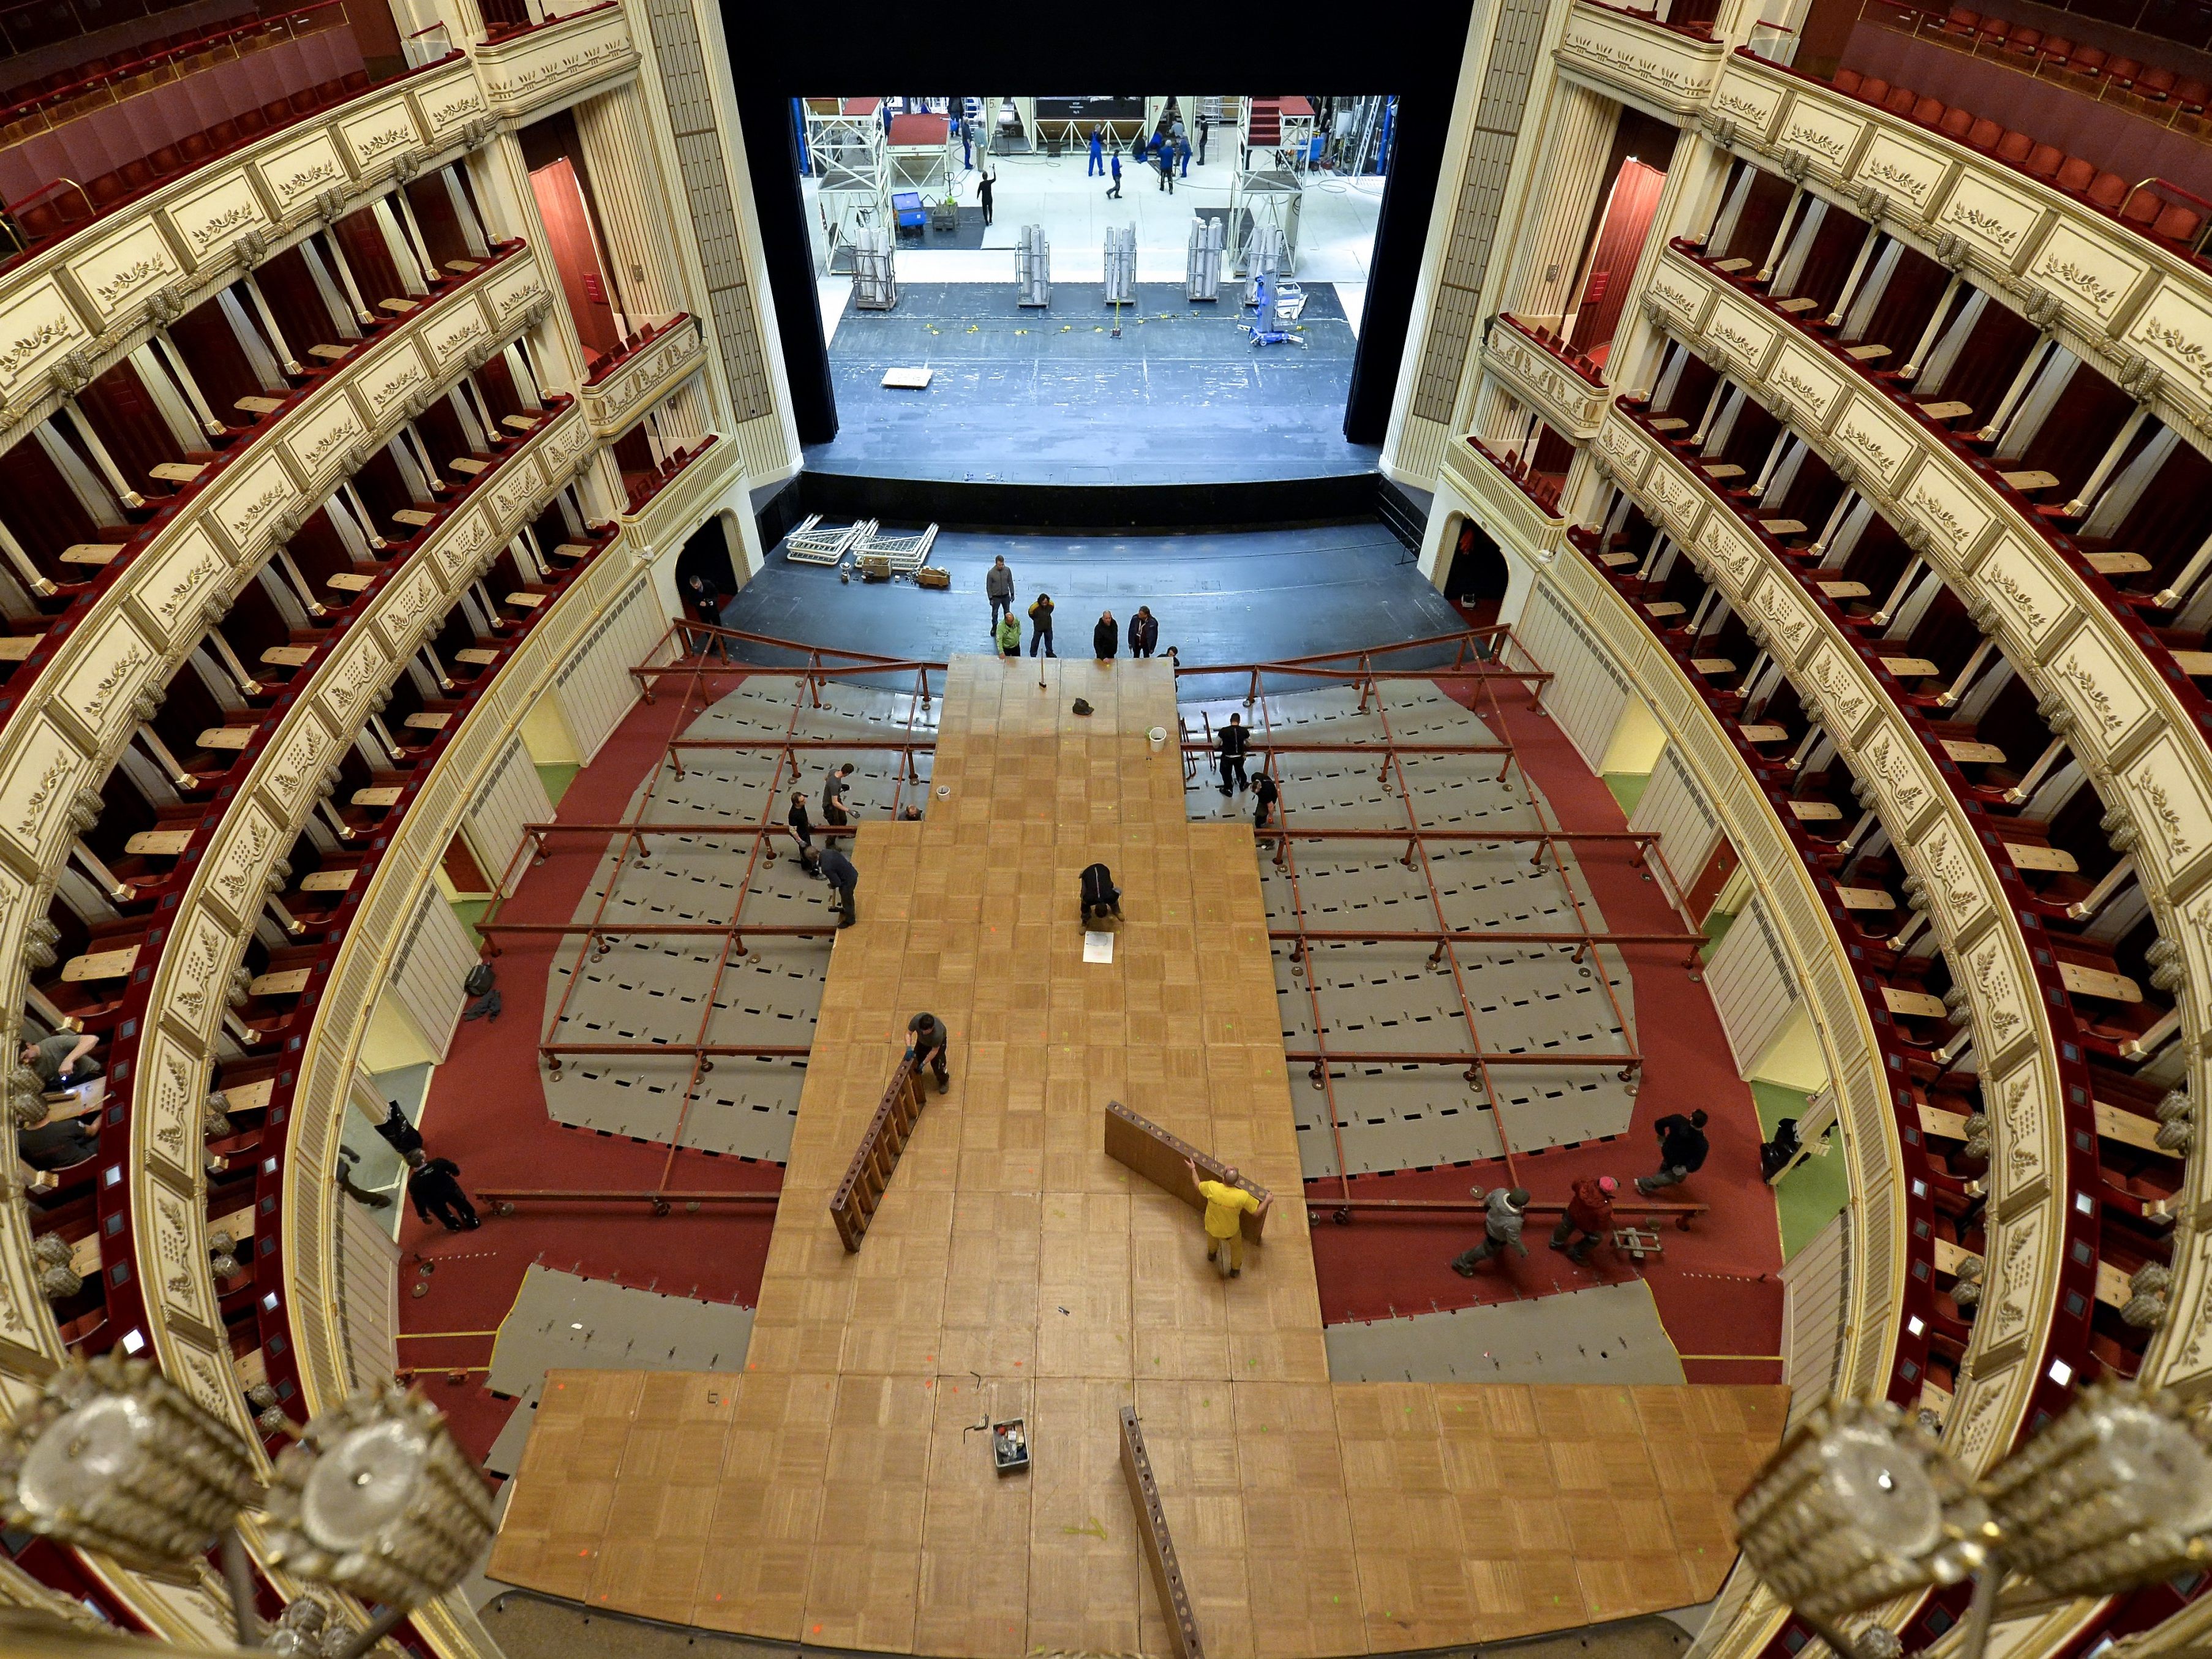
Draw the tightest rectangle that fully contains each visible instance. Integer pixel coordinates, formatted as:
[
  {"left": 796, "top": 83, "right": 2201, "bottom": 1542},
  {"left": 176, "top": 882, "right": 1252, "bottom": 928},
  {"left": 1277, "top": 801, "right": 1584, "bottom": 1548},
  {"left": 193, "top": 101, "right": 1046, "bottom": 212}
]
[{"left": 1551, "top": 1175, "right": 1616, "bottom": 1264}]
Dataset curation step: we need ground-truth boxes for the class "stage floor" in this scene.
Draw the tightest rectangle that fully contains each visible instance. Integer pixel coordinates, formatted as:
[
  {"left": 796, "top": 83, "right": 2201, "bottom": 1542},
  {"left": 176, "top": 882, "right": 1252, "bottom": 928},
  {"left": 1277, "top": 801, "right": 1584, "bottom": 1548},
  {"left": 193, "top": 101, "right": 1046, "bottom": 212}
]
[
  {"left": 807, "top": 281, "right": 1379, "bottom": 487},
  {"left": 486, "top": 656, "right": 1786, "bottom": 1655}
]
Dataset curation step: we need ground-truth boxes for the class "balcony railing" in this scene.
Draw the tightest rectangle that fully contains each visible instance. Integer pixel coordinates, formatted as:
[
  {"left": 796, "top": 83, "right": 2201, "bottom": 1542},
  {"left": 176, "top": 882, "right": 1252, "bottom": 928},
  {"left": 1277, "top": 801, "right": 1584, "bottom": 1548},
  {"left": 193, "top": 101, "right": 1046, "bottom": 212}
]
[{"left": 1557, "top": 0, "right": 1732, "bottom": 113}]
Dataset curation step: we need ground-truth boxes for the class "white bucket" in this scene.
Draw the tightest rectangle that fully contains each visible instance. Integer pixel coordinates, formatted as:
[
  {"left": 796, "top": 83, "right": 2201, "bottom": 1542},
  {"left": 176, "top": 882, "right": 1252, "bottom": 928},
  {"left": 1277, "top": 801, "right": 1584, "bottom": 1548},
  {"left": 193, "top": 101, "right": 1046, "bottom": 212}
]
[{"left": 1147, "top": 726, "right": 1167, "bottom": 753}]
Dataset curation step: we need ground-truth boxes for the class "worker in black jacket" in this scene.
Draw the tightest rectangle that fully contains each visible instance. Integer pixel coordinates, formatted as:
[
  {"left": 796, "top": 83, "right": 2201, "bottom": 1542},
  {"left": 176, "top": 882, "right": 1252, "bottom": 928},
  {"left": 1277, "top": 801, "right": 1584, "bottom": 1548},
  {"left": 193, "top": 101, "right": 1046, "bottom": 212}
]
[
  {"left": 1251, "top": 770, "right": 1279, "bottom": 829},
  {"left": 1217, "top": 712, "right": 1249, "bottom": 795},
  {"left": 1093, "top": 610, "right": 1119, "bottom": 660},
  {"left": 1079, "top": 862, "right": 1123, "bottom": 925},
  {"left": 787, "top": 790, "right": 819, "bottom": 875},
  {"left": 818, "top": 844, "right": 858, "bottom": 928},
  {"left": 1127, "top": 607, "right": 1159, "bottom": 658},
  {"left": 906, "top": 1010, "right": 951, "bottom": 1093},
  {"left": 1636, "top": 1109, "right": 1709, "bottom": 1194},
  {"left": 406, "top": 1149, "right": 478, "bottom": 1231}
]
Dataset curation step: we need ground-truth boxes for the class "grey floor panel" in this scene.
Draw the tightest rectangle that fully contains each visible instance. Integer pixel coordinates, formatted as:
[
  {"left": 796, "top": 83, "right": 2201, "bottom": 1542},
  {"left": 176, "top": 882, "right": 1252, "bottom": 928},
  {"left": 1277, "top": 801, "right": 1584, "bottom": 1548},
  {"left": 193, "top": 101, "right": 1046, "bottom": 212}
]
[
  {"left": 482, "top": 1265, "right": 754, "bottom": 1477},
  {"left": 1203, "top": 686, "right": 1639, "bottom": 1179},
  {"left": 537, "top": 675, "right": 877, "bottom": 1162},
  {"left": 1323, "top": 1281, "right": 1686, "bottom": 1385}
]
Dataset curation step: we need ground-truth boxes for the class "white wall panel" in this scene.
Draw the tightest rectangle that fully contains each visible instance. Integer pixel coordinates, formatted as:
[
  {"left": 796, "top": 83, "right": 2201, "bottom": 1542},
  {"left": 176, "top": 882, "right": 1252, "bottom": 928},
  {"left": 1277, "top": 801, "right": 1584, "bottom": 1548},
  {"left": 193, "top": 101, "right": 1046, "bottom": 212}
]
[
  {"left": 386, "top": 882, "right": 478, "bottom": 1063},
  {"left": 462, "top": 734, "right": 555, "bottom": 896},
  {"left": 1630, "top": 743, "right": 1722, "bottom": 916},
  {"left": 1704, "top": 895, "right": 1799, "bottom": 1075},
  {"left": 1516, "top": 581, "right": 1631, "bottom": 770}
]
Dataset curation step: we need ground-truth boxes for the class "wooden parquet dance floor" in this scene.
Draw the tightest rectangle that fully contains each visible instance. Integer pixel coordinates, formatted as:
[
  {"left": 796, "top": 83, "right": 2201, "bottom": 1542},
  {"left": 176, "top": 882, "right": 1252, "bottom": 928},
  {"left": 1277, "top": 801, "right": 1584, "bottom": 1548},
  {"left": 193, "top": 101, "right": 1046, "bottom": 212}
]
[{"left": 488, "top": 656, "right": 1788, "bottom": 1656}]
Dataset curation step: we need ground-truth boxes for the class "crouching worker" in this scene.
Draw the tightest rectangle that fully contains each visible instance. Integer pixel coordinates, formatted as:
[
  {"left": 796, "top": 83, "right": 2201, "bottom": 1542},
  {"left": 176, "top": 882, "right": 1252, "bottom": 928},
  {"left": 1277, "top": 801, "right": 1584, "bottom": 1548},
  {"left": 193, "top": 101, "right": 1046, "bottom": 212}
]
[{"left": 1078, "top": 861, "right": 1124, "bottom": 925}]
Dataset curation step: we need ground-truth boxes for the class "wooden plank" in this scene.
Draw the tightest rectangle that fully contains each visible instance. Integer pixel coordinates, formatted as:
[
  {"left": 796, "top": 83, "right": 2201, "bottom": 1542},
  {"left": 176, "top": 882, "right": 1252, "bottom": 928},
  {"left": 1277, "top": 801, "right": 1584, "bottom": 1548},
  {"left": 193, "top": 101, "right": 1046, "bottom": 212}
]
[
  {"left": 1712, "top": 257, "right": 1752, "bottom": 273},
  {"left": 149, "top": 461, "right": 205, "bottom": 483},
  {"left": 248, "top": 968, "right": 311, "bottom": 998},
  {"left": 125, "top": 829, "right": 193, "bottom": 856},
  {"left": 260, "top": 645, "right": 316, "bottom": 667},
  {"left": 2172, "top": 650, "right": 2212, "bottom": 677},
  {"left": 1775, "top": 296, "right": 1819, "bottom": 313},
  {"left": 1643, "top": 601, "right": 1685, "bottom": 618},
  {"left": 1598, "top": 551, "right": 1638, "bottom": 568},
  {"left": 306, "top": 343, "right": 352, "bottom": 361},
  {"left": 352, "top": 787, "right": 404, "bottom": 808},
  {"left": 404, "top": 712, "right": 452, "bottom": 731},
  {"left": 1738, "top": 723, "right": 1789, "bottom": 742},
  {"left": 1876, "top": 656, "right": 1939, "bottom": 678},
  {"left": 450, "top": 456, "right": 489, "bottom": 475},
  {"left": 1933, "top": 1238, "right": 1980, "bottom": 1276},
  {"left": 234, "top": 395, "right": 285, "bottom": 415},
  {"left": 62, "top": 946, "right": 139, "bottom": 982},
  {"left": 1834, "top": 885, "right": 1895, "bottom": 911},
  {"left": 1758, "top": 517, "right": 1807, "bottom": 535},
  {"left": 66, "top": 1233, "right": 98, "bottom": 1278},
  {"left": 393, "top": 508, "right": 437, "bottom": 527},
  {"left": 2060, "top": 961, "right": 2141, "bottom": 1003},
  {"left": 455, "top": 647, "right": 500, "bottom": 665},
  {"left": 219, "top": 1078, "right": 274, "bottom": 1113},
  {"left": 1918, "top": 1102, "right": 1971, "bottom": 1138},
  {"left": 1787, "top": 799, "right": 1842, "bottom": 821},
  {"left": 1815, "top": 580, "right": 1869, "bottom": 600},
  {"left": 326, "top": 572, "right": 375, "bottom": 592},
  {"left": 503, "top": 591, "right": 547, "bottom": 609},
  {"left": 0, "top": 636, "right": 36, "bottom": 660},
  {"left": 209, "top": 1202, "right": 255, "bottom": 1242},
  {"left": 298, "top": 868, "right": 356, "bottom": 893},
  {"left": 1702, "top": 462, "right": 1744, "bottom": 480},
  {"left": 2004, "top": 842, "right": 2078, "bottom": 873},
  {"left": 1119, "top": 1406, "right": 1204, "bottom": 1659},
  {"left": 197, "top": 726, "right": 254, "bottom": 750},
  {"left": 1938, "top": 739, "right": 2005, "bottom": 765},
  {"left": 551, "top": 543, "right": 593, "bottom": 562},
  {"left": 375, "top": 298, "right": 417, "bottom": 315},
  {"left": 1845, "top": 342, "right": 1891, "bottom": 361},
  {"left": 61, "top": 543, "right": 122, "bottom": 566},
  {"left": 2096, "top": 1259, "right": 2131, "bottom": 1309},
  {"left": 1881, "top": 987, "right": 1949, "bottom": 1019},
  {"left": 501, "top": 415, "right": 541, "bottom": 431},
  {"left": 1916, "top": 400, "right": 1971, "bottom": 420},
  {"left": 2094, "top": 1099, "right": 2167, "bottom": 1153},
  {"left": 1647, "top": 416, "right": 1687, "bottom": 431},
  {"left": 2083, "top": 550, "right": 2150, "bottom": 576},
  {"left": 231, "top": 1347, "right": 267, "bottom": 1389},
  {"left": 1690, "top": 657, "right": 1736, "bottom": 675},
  {"left": 2001, "top": 468, "right": 2060, "bottom": 491},
  {"left": 1102, "top": 1100, "right": 1268, "bottom": 1243}
]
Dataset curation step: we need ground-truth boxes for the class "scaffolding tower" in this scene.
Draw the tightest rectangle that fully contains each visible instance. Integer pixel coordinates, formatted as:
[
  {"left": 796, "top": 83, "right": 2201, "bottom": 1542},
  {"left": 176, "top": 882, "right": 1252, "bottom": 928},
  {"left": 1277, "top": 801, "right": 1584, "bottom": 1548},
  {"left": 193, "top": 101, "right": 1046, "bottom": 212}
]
[
  {"left": 1229, "top": 172, "right": 1300, "bottom": 279},
  {"left": 805, "top": 99, "right": 891, "bottom": 276}
]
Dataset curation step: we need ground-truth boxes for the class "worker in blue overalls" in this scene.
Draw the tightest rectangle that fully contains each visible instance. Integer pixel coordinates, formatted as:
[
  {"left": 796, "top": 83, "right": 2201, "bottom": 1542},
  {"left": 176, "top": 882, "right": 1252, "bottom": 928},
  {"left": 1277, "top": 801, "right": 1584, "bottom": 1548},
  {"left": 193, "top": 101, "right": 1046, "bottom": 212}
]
[
  {"left": 1107, "top": 149, "right": 1121, "bottom": 198},
  {"left": 960, "top": 113, "right": 972, "bottom": 170},
  {"left": 1178, "top": 132, "right": 1191, "bottom": 178},
  {"left": 1088, "top": 126, "right": 1104, "bottom": 176}
]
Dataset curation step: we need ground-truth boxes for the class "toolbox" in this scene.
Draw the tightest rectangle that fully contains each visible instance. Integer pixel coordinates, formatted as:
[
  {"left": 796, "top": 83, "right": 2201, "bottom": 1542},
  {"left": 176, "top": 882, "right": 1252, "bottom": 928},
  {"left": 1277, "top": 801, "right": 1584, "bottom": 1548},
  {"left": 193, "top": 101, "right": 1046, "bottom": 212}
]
[{"left": 991, "top": 1418, "right": 1029, "bottom": 1476}]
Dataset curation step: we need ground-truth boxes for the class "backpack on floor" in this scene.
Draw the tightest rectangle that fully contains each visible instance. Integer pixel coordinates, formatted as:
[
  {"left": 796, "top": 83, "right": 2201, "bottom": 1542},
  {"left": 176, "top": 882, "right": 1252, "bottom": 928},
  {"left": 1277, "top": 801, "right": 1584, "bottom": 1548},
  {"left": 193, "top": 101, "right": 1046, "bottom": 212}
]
[{"left": 464, "top": 961, "right": 495, "bottom": 998}]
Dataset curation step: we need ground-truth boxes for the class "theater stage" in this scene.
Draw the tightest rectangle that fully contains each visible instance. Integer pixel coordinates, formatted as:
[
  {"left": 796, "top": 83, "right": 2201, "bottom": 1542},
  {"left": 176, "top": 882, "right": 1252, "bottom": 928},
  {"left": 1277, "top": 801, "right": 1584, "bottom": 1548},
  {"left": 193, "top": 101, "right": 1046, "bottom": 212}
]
[{"left": 485, "top": 655, "right": 1785, "bottom": 1656}]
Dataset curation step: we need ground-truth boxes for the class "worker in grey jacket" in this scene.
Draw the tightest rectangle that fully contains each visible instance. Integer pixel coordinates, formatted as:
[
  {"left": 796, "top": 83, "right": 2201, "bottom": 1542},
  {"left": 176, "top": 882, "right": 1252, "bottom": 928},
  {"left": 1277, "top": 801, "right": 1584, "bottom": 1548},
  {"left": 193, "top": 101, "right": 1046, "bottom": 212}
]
[
  {"left": 985, "top": 555, "right": 1015, "bottom": 631},
  {"left": 1450, "top": 1186, "right": 1530, "bottom": 1274}
]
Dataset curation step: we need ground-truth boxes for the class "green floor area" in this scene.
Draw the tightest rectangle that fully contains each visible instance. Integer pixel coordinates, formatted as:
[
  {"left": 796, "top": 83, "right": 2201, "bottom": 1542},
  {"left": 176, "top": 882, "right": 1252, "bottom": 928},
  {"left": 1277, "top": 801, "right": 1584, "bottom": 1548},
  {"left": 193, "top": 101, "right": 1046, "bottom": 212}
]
[
  {"left": 1700, "top": 905, "right": 1736, "bottom": 963},
  {"left": 453, "top": 898, "right": 489, "bottom": 950},
  {"left": 1603, "top": 772, "right": 1649, "bottom": 816},
  {"left": 536, "top": 762, "right": 579, "bottom": 805},
  {"left": 1753, "top": 1080, "right": 1849, "bottom": 1260}
]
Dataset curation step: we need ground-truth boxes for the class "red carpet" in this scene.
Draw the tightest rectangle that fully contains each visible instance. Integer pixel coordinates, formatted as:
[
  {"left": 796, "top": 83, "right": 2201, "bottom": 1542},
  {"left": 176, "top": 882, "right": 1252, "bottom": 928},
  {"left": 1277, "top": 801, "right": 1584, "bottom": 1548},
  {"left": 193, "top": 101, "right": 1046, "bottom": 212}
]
[
  {"left": 404, "top": 660, "right": 1783, "bottom": 1472},
  {"left": 1303, "top": 672, "right": 1786, "bottom": 1385},
  {"left": 397, "top": 669, "right": 782, "bottom": 1464}
]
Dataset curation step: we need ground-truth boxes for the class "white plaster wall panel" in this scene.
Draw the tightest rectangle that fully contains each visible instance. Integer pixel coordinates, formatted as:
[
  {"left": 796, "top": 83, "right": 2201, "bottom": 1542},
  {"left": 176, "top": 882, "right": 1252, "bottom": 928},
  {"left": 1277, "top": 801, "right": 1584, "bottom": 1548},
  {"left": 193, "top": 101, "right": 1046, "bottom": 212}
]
[
  {"left": 1958, "top": 923, "right": 2039, "bottom": 1070},
  {"left": 334, "top": 98, "right": 424, "bottom": 179},
  {"left": 2116, "top": 729, "right": 2212, "bottom": 890},
  {"left": 355, "top": 343, "right": 431, "bottom": 425},
  {"left": 163, "top": 171, "right": 272, "bottom": 271},
  {"left": 260, "top": 710, "right": 341, "bottom": 822},
  {"left": 1829, "top": 393, "right": 1922, "bottom": 498},
  {"left": 1913, "top": 816, "right": 1996, "bottom": 943},
  {"left": 1705, "top": 897, "right": 1800, "bottom": 1071},
  {"left": 1845, "top": 709, "right": 1946, "bottom": 841},
  {"left": 0, "top": 278, "right": 88, "bottom": 408},
  {"left": 1798, "top": 638, "right": 1879, "bottom": 750},
  {"left": 486, "top": 257, "right": 548, "bottom": 327},
  {"left": 334, "top": 1189, "right": 401, "bottom": 1388},
  {"left": 1854, "top": 129, "right": 1954, "bottom": 220},
  {"left": 411, "top": 77, "right": 487, "bottom": 143},
  {"left": 2159, "top": 1246, "right": 2212, "bottom": 1392},
  {"left": 1696, "top": 511, "right": 1762, "bottom": 595},
  {"left": 200, "top": 797, "right": 285, "bottom": 933},
  {"left": 139, "top": 1028, "right": 209, "bottom": 1197},
  {"left": 1764, "top": 339, "right": 1852, "bottom": 435},
  {"left": 1900, "top": 462, "right": 1996, "bottom": 565},
  {"left": 66, "top": 217, "right": 186, "bottom": 332},
  {"left": 1927, "top": 170, "right": 2046, "bottom": 270},
  {"left": 280, "top": 393, "right": 368, "bottom": 491},
  {"left": 367, "top": 566, "right": 443, "bottom": 661},
  {"left": 141, "top": 1179, "right": 222, "bottom": 1348},
  {"left": 1595, "top": 415, "right": 1654, "bottom": 483},
  {"left": 1984, "top": 1055, "right": 2056, "bottom": 1216},
  {"left": 432, "top": 503, "right": 498, "bottom": 585},
  {"left": 386, "top": 879, "right": 476, "bottom": 1060},
  {"left": 0, "top": 860, "right": 31, "bottom": 1003},
  {"left": 487, "top": 451, "right": 549, "bottom": 529},
  {"left": 206, "top": 450, "right": 300, "bottom": 560},
  {"left": 50, "top": 610, "right": 159, "bottom": 752},
  {"left": 1644, "top": 259, "right": 1712, "bottom": 331},
  {"left": 1518, "top": 583, "right": 1631, "bottom": 767},
  {"left": 2124, "top": 277, "right": 2212, "bottom": 405},
  {"left": 121, "top": 525, "right": 233, "bottom": 647},
  {"left": 1946, "top": 1356, "right": 2028, "bottom": 1468},
  {"left": 2025, "top": 217, "right": 2145, "bottom": 328},
  {"left": 1703, "top": 296, "right": 1780, "bottom": 383},
  {"left": 1742, "top": 569, "right": 1817, "bottom": 664},
  {"left": 2041, "top": 620, "right": 2161, "bottom": 762},
  {"left": 1641, "top": 453, "right": 1707, "bottom": 538},
  {"left": 1777, "top": 97, "right": 1869, "bottom": 182},
  {"left": 1973, "top": 1199, "right": 2048, "bottom": 1369},
  {"left": 472, "top": 6, "right": 638, "bottom": 113},
  {"left": 421, "top": 297, "right": 492, "bottom": 373},
  {"left": 250, "top": 126, "right": 350, "bottom": 222},
  {"left": 0, "top": 718, "right": 89, "bottom": 873},
  {"left": 1629, "top": 743, "right": 1723, "bottom": 912},
  {"left": 157, "top": 901, "right": 244, "bottom": 1047},
  {"left": 1711, "top": 74, "right": 1786, "bottom": 143},
  {"left": 463, "top": 734, "right": 555, "bottom": 896},
  {"left": 1965, "top": 535, "right": 2073, "bottom": 656}
]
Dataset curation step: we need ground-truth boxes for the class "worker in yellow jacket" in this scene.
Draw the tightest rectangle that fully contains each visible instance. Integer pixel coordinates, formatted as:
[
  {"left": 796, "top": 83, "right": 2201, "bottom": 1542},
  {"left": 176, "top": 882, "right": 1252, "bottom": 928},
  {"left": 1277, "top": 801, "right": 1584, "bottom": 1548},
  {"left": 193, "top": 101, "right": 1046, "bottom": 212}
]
[{"left": 1186, "top": 1157, "right": 1266, "bottom": 1277}]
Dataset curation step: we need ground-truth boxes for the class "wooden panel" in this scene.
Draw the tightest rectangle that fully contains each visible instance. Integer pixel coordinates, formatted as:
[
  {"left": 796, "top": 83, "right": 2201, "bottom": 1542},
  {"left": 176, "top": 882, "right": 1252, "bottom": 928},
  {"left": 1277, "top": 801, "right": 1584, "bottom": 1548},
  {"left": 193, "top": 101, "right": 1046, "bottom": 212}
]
[
  {"left": 1104, "top": 1100, "right": 1268, "bottom": 1242},
  {"left": 1121, "top": 1404, "right": 1204, "bottom": 1659}
]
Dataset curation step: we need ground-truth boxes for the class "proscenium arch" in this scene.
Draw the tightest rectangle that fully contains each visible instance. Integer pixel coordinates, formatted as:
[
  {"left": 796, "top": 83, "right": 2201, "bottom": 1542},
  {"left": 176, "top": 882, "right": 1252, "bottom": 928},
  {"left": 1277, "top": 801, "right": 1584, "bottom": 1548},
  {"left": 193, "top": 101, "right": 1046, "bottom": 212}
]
[{"left": 718, "top": 2, "right": 1478, "bottom": 447}]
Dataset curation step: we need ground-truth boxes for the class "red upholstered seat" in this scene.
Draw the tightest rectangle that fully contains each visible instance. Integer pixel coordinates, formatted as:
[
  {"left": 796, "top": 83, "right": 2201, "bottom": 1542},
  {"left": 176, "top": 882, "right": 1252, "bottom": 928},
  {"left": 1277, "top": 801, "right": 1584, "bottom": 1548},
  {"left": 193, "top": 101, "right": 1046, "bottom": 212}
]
[
  {"left": 1856, "top": 76, "right": 1891, "bottom": 105},
  {"left": 1883, "top": 85, "right": 1919, "bottom": 115},
  {"left": 2154, "top": 203, "right": 2202, "bottom": 244},
  {"left": 1938, "top": 106, "right": 1976, "bottom": 139},
  {"left": 2037, "top": 36, "right": 2073, "bottom": 63},
  {"left": 2003, "top": 25, "right": 2041, "bottom": 54},
  {"left": 2086, "top": 170, "right": 2129, "bottom": 209},
  {"left": 2139, "top": 65, "right": 2177, "bottom": 99},
  {"left": 2055, "top": 154, "right": 2097, "bottom": 192},
  {"left": 1995, "top": 129, "right": 2034, "bottom": 162},
  {"left": 2025, "top": 143, "right": 2064, "bottom": 180},
  {"left": 2069, "top": 45, "right": 2107, "bottom": 76},
  {"left": 1976, "top": 17, "right": 2009, "bottom": 43},
  {"left": 2106, "top": 57, "right": 2142, "bottom": 87},
  {"left": 1912, "top": 94, "right": 1947, "bottom": 126},
  {"left": 1943, "top": 6, "right": 1979, "bottom": 31},
  {"left": 2176, "top": 77, "right": 2210, "bottom": 111},
  {"left": 1834, "top": 66, "right": 1864, "bottom": 95},
  {"left": 2121, "top": 188, "right": 2162, "bottom": 228},
  {"left": 1966, "top": 116, "right": 2004, "bottom": 149}
]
